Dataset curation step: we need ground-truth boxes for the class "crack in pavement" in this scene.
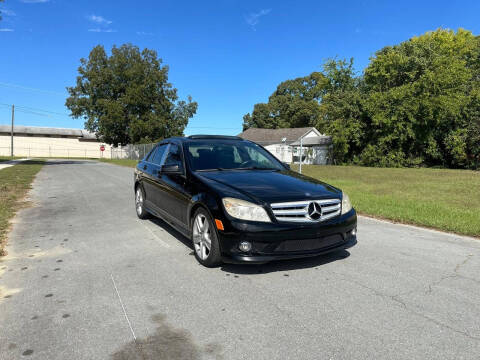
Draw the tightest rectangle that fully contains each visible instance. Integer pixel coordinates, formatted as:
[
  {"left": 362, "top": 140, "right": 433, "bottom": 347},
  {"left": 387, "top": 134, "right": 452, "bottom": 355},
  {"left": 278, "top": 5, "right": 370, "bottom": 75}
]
[
  {"left": 330, "top": 257, "right": 480, "bottom": 342},
  {"left": 426, "top": 254, "right": 475, "bottom": 294}
]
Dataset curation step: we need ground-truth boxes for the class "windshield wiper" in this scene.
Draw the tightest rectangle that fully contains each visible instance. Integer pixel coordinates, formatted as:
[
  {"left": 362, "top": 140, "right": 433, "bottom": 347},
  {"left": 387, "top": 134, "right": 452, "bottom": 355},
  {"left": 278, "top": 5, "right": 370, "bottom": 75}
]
[{"left": 196, "top": 168, "right": 227, "bottom": 172}]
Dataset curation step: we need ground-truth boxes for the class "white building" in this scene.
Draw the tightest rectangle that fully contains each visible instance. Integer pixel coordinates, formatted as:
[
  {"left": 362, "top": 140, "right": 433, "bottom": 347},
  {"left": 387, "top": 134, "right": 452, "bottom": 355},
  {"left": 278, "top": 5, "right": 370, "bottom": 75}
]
[
  {"left": 0, "top": 125, "right": 111, "bottom": 158},
  {"left": 238, "top": 127, "right": 332, "bottom": 165}
]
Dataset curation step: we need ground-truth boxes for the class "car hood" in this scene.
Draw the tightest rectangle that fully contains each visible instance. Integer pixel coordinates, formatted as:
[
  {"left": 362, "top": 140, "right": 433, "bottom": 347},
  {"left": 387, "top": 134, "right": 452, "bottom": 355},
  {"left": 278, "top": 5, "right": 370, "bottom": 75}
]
[{"left": 196, "top": 170, "right": 341, "bottom": 204}]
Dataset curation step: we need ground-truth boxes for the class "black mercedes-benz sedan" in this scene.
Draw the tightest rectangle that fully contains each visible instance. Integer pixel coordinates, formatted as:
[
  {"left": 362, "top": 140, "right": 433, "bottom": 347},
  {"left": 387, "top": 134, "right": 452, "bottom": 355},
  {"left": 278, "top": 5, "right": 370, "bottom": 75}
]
[{"left": 134, "top": 135, "right": 357, "bottom": 267}]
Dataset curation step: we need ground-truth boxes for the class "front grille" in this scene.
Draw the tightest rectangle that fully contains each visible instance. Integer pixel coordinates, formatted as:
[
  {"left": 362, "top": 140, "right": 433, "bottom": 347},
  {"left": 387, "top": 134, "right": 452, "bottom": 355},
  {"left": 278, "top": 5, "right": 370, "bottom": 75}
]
[{"left": 270, "top": 199, "right": 341, "bottom": 222}]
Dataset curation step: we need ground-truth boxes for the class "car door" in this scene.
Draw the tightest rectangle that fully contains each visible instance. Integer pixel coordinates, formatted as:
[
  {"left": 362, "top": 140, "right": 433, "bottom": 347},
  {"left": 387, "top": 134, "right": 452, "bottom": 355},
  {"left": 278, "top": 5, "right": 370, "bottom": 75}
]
[
  {"left": 157, "top": 142, "right": 191, "bottom": 227},
  {"left": 142, "top": 143, "right": 168, "bottom": 210}
]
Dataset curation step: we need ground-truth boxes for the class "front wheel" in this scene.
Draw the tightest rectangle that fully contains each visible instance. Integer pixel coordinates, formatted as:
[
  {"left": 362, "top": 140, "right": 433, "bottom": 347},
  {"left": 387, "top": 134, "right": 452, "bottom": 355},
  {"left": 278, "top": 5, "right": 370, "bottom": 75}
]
[
  {"left": 192, "top": 208, "right": 222, "bottom": 267},
  {"left": 135, "top": 185, "right": 149, "bottom": 219}
]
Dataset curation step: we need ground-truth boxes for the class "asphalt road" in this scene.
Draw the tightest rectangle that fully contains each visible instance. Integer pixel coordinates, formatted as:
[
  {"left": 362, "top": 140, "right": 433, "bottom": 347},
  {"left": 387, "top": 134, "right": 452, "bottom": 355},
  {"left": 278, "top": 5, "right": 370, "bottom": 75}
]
[{"left": 1, "top": 160, "right": 479, "bottom": 360}]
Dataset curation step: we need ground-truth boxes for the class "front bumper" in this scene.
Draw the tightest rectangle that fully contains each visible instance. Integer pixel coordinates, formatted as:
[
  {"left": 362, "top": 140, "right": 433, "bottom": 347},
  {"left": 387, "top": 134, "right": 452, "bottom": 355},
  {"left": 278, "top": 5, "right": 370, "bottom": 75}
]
[{"left": 218, "top": 209, "right": 357, "bottom": 264}]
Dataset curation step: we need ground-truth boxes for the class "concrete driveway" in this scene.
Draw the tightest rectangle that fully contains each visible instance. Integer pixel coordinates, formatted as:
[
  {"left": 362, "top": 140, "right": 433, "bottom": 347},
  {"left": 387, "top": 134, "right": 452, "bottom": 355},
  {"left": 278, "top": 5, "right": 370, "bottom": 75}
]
[{"left": 0, "top": 160, "right": 479, "bottom": 360}]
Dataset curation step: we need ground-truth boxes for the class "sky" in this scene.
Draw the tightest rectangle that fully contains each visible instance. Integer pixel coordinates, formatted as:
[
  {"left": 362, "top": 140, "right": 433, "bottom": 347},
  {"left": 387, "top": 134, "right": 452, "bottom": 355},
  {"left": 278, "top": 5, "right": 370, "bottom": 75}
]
[{"left": 0, "top": 0, "right": 479, "bottom": 136}]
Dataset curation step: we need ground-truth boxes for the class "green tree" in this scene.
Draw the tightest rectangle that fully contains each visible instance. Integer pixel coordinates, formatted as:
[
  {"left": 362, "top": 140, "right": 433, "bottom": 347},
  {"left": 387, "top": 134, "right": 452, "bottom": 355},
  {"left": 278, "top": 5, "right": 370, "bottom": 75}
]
[
  {"left": 242, "top": 71, "right": 327, "bottom": 130},
  {"left": 315, "top": 59, "right": 365, "bottom": 164},
  {"left": 362, "top": 28, "right": 480, "bottom": 168},
  {"left": 66, "top": 44, "right": 197, "bottom": 145},
  {"left": 243, "top": 58, "right": 365, "bottom": 163},
  {"left": 243, "top": 28, "right": 480, "bottom": 169}
]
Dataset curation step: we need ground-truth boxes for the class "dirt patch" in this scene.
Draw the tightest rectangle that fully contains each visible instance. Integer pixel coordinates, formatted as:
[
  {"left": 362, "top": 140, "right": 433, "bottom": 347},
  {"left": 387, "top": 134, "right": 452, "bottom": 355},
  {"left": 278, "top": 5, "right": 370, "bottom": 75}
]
[{"left": 111, "top": 314, "right": 223, "bottom": 360}]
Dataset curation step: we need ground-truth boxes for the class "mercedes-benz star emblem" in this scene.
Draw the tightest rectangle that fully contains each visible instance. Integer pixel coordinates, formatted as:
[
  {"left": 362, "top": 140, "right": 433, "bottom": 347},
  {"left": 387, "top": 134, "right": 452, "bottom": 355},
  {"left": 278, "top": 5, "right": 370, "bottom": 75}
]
[{"left": 307, "top": 202, "right": 322, "bottom": 221}]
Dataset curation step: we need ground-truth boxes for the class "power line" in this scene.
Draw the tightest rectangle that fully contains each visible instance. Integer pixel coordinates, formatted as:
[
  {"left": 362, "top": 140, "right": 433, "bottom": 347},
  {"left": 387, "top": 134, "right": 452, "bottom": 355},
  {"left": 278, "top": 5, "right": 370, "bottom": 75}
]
[
  {"left": 0, "top": 102, "right": 69, "bottom": 117},
  {"left": 0, "top": 82, "right": 66, "bottom": 96},
  {"left": 0, "top": 102, "right": 240, "bottom": 130},
  {"left": 16, "top": 105, "right": 69, "bottom": 117},
  {"left": 16, "top": 109, "right": 53, "bottom": 118}
]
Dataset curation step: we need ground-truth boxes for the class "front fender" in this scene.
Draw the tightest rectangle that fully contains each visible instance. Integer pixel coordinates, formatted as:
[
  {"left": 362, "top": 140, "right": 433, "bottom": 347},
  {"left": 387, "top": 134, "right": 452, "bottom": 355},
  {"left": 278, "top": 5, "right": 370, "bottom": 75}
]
[{"left": 187, "top": 192, "right": 222, "bottom": 229}]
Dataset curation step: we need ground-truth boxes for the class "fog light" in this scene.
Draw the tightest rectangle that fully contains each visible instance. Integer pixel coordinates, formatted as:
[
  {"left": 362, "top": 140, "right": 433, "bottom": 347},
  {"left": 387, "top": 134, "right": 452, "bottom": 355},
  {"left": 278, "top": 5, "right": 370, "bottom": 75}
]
[
  {"left": 351, "top": 228, "right": 357, "bottom": 236},
  {"left": 238, "top": 241, "right": 252, "bottom": 252}
]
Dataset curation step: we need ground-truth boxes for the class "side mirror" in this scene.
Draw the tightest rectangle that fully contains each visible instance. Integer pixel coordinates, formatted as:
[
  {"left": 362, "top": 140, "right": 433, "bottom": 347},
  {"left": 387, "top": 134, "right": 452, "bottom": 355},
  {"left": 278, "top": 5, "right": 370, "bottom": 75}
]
[
  {"left": 283, "top": 162, "right": 291, "bottom": 170},
  {"left": 161, "top": 164, "right": 182, "bottom": 174}
]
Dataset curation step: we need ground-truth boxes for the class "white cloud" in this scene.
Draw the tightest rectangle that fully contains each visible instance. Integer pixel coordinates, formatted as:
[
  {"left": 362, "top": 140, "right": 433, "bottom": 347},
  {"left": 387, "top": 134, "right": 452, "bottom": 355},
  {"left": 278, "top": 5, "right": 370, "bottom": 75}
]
[
  {"left": 137, "top": 31, "right": 153, "bottom": 36},
  {"left": 20, "top": 0, "right": 50, "bottom": 3},
  {"left": 87, "top": 14, "right": 112, "bottom": 25},
  {"left": 86, "top": 14, "right": 115, "bottom": 33},
  {"left": 245, "top": 8, "right": 271, "bottom": 30},
  {"left": 88, "top": 28, "right": 117, "bottom": 33},
  {"left": 0, "top": 28, "right": 14, "bottom": 32}
]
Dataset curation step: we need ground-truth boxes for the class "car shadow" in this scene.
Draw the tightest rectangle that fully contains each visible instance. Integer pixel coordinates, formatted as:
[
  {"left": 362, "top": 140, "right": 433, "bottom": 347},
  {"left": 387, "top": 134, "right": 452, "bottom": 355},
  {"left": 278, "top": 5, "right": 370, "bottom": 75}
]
[
  {"left": 44, "top": 160, "right": 96, "bottom": 165},
  {"left": 220, "top": 249, "right": 351, "bottom": 275},
  {"left": 147, "top": 217, "right": 194, "bottom": 250}
]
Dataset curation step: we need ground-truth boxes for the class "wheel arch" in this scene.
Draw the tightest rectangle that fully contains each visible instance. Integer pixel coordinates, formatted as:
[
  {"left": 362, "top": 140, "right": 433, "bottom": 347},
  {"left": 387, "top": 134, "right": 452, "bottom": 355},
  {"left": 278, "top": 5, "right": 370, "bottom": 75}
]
[
  {"left": 188, "top": 197, "right": 222, "bottom": 243},
  {"left": 134, "top": 180, "right": 143, "bottom": 193}
]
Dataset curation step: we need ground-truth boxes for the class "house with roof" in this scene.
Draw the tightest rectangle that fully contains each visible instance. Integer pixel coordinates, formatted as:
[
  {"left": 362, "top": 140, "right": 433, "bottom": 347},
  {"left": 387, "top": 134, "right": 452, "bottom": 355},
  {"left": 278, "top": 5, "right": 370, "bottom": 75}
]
[{"left": 237, "top": 127, "right": 332, "bottom": 165}]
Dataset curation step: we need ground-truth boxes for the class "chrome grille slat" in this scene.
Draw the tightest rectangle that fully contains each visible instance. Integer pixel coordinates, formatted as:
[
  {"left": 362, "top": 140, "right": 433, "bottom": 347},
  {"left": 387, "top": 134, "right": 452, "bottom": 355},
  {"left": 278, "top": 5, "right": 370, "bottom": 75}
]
[
  {"left": 270, "top": 199, "right": 341, "bottom": 223},
  {"left": 321, "top": 204, "right": 341, "bottom": 213},
  {"left": 272, "top": 208, "right": 308, "bottom": 216},
  {"left": 271, "top": 201, "right": 310, "bottom": 208}
]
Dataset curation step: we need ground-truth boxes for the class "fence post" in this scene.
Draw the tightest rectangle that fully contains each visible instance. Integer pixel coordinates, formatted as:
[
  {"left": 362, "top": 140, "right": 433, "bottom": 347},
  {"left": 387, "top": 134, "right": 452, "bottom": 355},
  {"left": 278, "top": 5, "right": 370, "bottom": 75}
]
[{"left": 11, "top": 104, "right": 14, "bottom": 157}]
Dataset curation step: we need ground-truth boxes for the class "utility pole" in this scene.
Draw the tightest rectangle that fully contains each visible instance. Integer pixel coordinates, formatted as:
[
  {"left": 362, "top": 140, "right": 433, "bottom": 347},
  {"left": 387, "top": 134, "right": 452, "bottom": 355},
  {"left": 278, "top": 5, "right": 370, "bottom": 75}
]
[{"left": 11, "top": 104, "right": 14, "bottom": 157}]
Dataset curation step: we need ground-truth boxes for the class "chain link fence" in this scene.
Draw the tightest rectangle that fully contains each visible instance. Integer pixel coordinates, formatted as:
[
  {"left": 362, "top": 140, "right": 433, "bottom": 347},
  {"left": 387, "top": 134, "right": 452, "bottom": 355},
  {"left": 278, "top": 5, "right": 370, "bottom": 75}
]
[{"left": 110, "top": 143, "right": 156, "bottom": 160}]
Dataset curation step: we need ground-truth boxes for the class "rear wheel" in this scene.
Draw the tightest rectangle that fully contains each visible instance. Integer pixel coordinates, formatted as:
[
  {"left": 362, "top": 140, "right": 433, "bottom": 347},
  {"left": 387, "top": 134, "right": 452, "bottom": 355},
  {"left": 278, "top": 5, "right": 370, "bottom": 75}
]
[
  {"left": 192, "top": 208, "right": 222, "bottom": 267},
  {"left": 135, "top": 185, "right": 149, "bottom": 219}
]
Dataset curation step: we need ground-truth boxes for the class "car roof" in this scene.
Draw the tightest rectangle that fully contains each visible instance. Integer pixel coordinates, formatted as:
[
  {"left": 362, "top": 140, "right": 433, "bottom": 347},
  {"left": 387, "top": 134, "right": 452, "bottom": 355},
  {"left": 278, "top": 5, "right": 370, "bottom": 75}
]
[
  {"left": 160, "top": 135, "right": 246, "bottom": 144},
  {"left": 187, "top": 135, "right": 243, "bottom": 140}
]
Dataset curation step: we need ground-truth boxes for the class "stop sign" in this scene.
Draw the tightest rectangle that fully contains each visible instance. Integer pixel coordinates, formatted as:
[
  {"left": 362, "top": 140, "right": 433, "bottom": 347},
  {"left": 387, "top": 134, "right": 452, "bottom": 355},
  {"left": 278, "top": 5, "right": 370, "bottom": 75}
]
[{"left": 100, "top": 145, "right": 105, "bottom": 152}]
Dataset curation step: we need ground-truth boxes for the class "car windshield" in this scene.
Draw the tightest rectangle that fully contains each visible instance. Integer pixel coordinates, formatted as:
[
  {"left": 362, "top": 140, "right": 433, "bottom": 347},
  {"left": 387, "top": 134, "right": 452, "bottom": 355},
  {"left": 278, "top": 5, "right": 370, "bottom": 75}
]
[{"left": 185, "top": 140, "right": 285, "bottom": 171}]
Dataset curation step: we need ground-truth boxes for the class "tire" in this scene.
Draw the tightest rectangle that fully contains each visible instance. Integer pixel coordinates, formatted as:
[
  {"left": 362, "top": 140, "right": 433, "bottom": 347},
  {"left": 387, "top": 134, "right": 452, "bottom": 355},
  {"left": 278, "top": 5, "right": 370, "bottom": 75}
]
[
  {"left": 135, "top": 185, "right": 150, "bottom": 219},
  {"left": 191, "top": 208, "right": 222, "bottom": 267}
]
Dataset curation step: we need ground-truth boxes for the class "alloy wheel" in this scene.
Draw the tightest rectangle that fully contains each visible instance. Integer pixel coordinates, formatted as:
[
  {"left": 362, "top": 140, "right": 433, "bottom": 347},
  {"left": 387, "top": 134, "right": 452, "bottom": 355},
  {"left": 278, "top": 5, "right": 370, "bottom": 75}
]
[
  {"left": 136, "top": 188, "right": 143, "bottom": 215},
  {"left": 193, "top": 213, "right": 211, "bottom": 260}
]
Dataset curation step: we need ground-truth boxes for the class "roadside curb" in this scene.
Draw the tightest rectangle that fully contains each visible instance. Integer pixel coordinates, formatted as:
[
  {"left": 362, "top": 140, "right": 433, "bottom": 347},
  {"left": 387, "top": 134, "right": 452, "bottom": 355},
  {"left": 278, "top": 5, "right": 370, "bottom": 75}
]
[{"left": 358, "top": 215, "right": 479, "bottom": 242}]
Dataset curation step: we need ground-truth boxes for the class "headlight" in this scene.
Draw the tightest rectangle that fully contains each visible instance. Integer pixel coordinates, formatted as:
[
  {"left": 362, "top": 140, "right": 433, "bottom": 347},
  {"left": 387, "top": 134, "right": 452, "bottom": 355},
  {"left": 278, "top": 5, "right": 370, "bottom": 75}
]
[
  {"left": 341, "top": 192, "right": 353, "bottom": 215},
  {"left": 222, "top": 197, "right": 271, "bottom": 222}
]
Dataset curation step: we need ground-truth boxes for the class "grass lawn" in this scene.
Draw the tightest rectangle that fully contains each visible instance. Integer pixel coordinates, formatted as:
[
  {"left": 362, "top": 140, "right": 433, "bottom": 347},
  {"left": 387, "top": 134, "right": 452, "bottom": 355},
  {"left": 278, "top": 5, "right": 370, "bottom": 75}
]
[
  {"left": 99, "top": 158, "right": 139, "bottom": 168},
  {"left": 292, "top": 165, "right": 480, "bottom": 237},
  {"left": 0, "top": 160, "right": 45, "bottom": 255}
]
